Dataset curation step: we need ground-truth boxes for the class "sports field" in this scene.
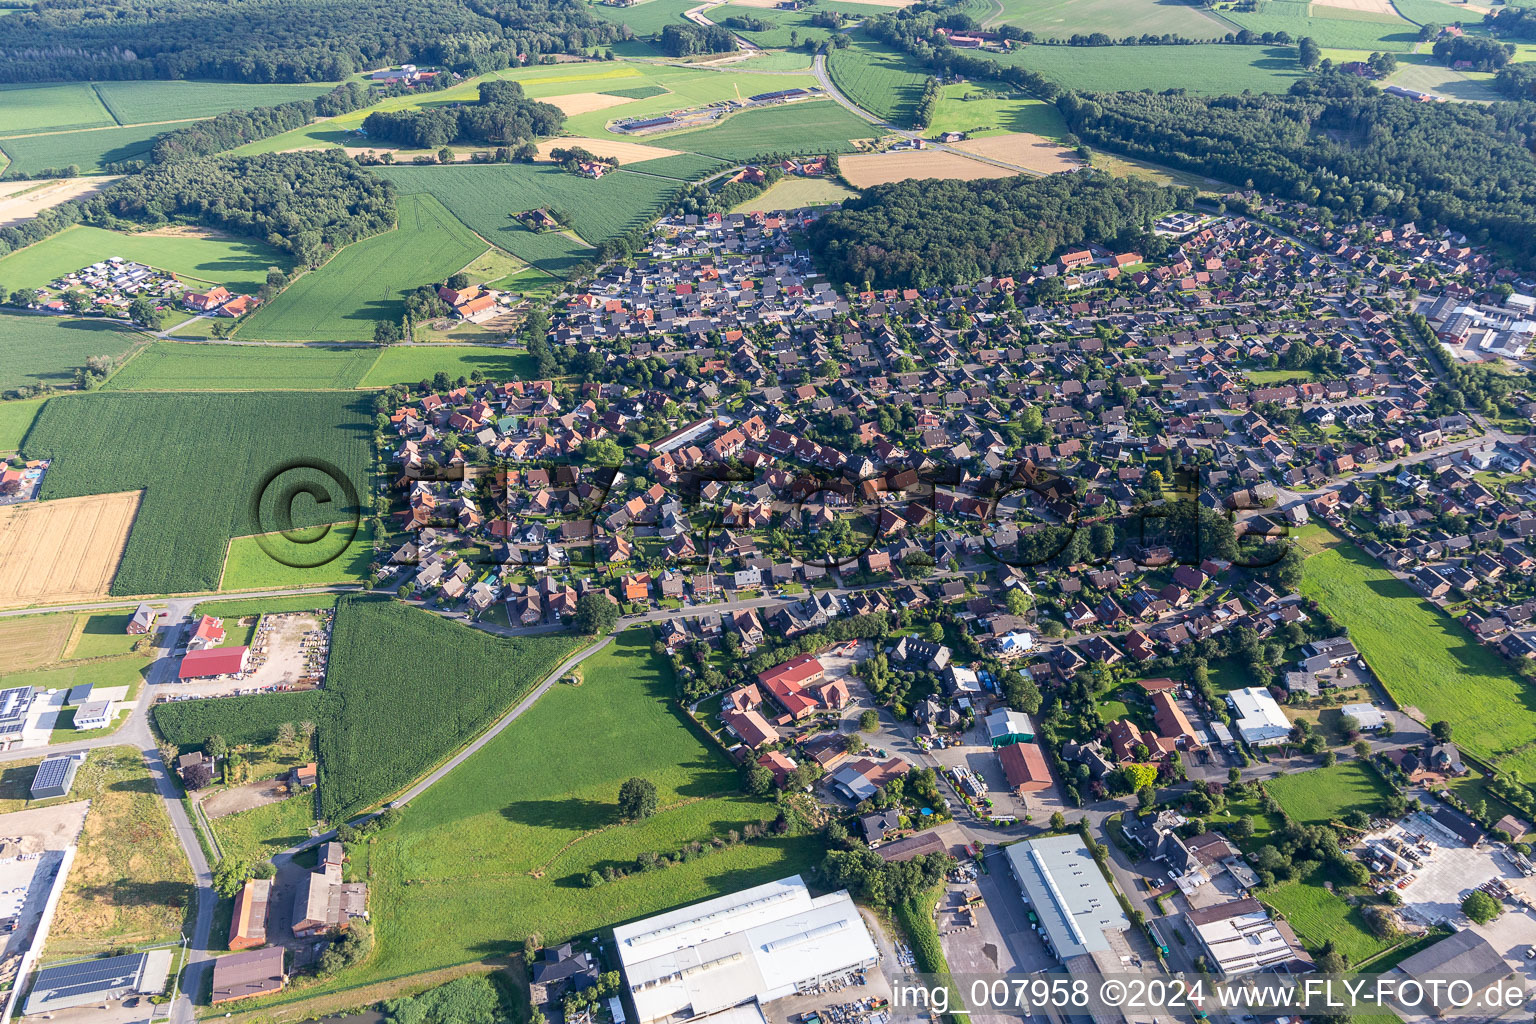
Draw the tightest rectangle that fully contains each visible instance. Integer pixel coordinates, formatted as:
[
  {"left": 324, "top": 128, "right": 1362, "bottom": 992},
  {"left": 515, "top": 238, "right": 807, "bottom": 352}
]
[
  {"left": 0, "top": 224, "right": 290, "bottom": 296},
  {"left": 987, "top": 42, "right": 1308, "bottom": 93},
  {"left": 375, "top": 164, "right": 681, "bottom": 273},
  {"left": 22, "top": 390, "right": 374, "bottom": 595},
  {"left": 104, "top": 342, "right": 381, "bottom": 391},
  {"left": 982, "top": 0, "right": 1233, "bottom": 37},
  {"left": 0, "top": 490, "right": 140, "bottom": 608},
  {"left": 1265, "top": 761, "right": 1391, "bottom": 825},
  {"left": 236, "top": 194, "right": 485, "bottom": 342},
  {"left": 1296, "top": 527, "right": 1536, "bottom": 769},
  {"left": 359, "top": 346, "right": 537, "bottom": 387},
  {"left": 827, "top": 35, "right": 930, "bottom": 126},
  {"left": 0, "top": 313, "right": 143, "bottom": 395},
  {"left": 0, "top": 122, "right": 174, "bottom": 177}
]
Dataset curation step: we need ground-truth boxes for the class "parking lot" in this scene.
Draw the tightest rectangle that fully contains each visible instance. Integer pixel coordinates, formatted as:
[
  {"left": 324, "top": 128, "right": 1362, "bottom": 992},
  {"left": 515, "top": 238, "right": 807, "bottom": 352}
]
[{"left": 937, "top": 852, "right": 1060, "bottom": 1024}]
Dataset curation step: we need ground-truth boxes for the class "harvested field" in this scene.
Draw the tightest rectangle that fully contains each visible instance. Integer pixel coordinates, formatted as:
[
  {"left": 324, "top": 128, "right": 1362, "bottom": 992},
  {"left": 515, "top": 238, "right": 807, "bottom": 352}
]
[
  {"left": 0, "top": 613, "right": 73, "bottom": 671},
  {"left": 547, "top": 92, "right": 638, "bottom": 115},
  {"left": 0, "top": 177, "right": 117, "bottom": 229},
  {"left": 0, "top": 490, "right": 140, "bottom": 608},
  {"left": 1312, "top": 0, "right": 1397, "bottom": 14},
  {"left": 838, "top": 149, "right": 1014, "bottom": 186},
  {"left": 951, "top": 132, "right": 1081, "bottom": 173},
  {"left": 535, "top": 136, "right": 679, "bottom": 163}
]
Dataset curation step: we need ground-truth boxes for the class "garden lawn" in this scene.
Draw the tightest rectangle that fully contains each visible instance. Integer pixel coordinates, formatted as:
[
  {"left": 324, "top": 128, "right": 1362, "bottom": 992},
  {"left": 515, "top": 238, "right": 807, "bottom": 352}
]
[
  {"left": 220, "top": 522, "right": 377, "bottom": 590},
  {"left": 986, "top": 43, "right": 1307, "bottom": 94},
  {"left": 46, "top": 747, "right": 195, "bottom": 957},
  {"left": 374, "top": 165, "right": 681, "bottom": 274},
  {"left": 0, "top": 122, "right": 177, "bottom": 177},
  {"left": 91, "top": 81, "right": 340, "bottom": 126},
  {"left": 1261, "top": 865, "right": 1393, "bottom": 964},
  {"left": 657, "top": 100, "right": 876, "bottom": 161},
  {"left": 104, "top": 342, "right": 381, "bottom": 391},
  {"left": 359, "top": 346, "right": 536, "bottom": 387},
  {"left": 0, "top": 313, "right": 143, "bottom": 396},
  {"left": 232, "top": 630, "right": 816, "bottom": 1009},
  {"left": 210, "top": 794, "right": 318, "bottom": 866},
  {"left": 1264, "top": 761, "right": 1392, "bottom": 826},
  {"left": 0, "top": 83, "right": 114, "bottom": 136},
  {"left": 0, "top": 397, "right": 44, "bottom": 451},
  {"left": 0, "top": 224, "right": 291, "bottom": 296},
  {"left": 983, "top": 0, "right": 1233, "bottom": 37},
  {"left": 22, "top": 390, "right": 374, "bottom": 595},
  {"left": 236, "top": 194, "right": 484, "bottom": 342},
  {"left": 66, "top": 612, "right": 147, "bottom": 660},
  {"left": 1296, "top": 527, "right": 1536, "bottom": 768},
  {"left": 827, "top": 35, "right": 930, "bottom": 126}
]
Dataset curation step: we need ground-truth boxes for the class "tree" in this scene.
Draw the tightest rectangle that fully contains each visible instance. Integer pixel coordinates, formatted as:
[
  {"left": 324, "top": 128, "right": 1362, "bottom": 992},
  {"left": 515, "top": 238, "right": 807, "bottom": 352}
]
[
  {"left": 1122, "top": 763, "right": 1158, "bottom": 791},
  {"left": 1432, "top": 720, "right": 1454, "bottom": 743},
  {"left": 1298, "top": 35, "right": 1321, "bottom": 68},
  {"left": 182, "top": 761, "right": 213, "bottom": 790},
  {"left": 1461, "top": 889, "right": 1501, "bottom": 924},
  {"left": 374, "top": 319, "right": 402, "bottom": 344},
  {"left": 127, "top": 296, "right": 164, "bottom": 330},
  {"left": 744, "top": 764, "right": 774, "bottom": 795},
  {"left": 277, "top": 721, "right": 297, "bottom": 749},
  {"left": 618, "top": 777, "right": 658, "bottom": 821},
  {"left": 574, "top": 592, "right": 618, "bottom": 635},
  {"left": 1050, "top": 811, "right": 1067, "bottom": 831},
  {"left": 859, "top": 709, "right": 879, "bottom": 732},
  {"left": 844, "top": 732, "right": 866, "bottom": 754},
  {"left": 212, "top": 857, "right": 252, "bottom": 898},
  {"left": 1363, "top": 905, "right": 1400, "bottom": 940},
  {"left": 205, "top": 734, "right": 229, "bottom": 760},
  {"left": 1004, "top": 588, "right": 1031, "bottom": 616}
]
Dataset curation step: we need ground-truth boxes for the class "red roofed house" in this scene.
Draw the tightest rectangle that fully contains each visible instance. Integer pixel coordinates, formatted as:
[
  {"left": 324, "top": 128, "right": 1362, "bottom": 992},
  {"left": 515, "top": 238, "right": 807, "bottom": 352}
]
[
  {"left": 1060, "top": 250, "right": 1094, "bottom": 270},
  {"left": 0, "top": 468, "right": 21, "bottom": 495},
  {"left": 188, "top": 615, "right": 225, "bottom": 651},
  {"left": 228, "top": 877, "right": 270, "bottom": 950},
  {"left": 722, "top": 708, "right": 780, "bottom": 749},
  {"left": 758, "top": 654, "right": 825, "bottom": 720},
  {"left": 455, "top": 293, "right": 498, "bottom": 322},
  {"left": 812, "top": 678, "right": 849, "bottom": 709},
  {"left": 179, "top": 645, "right": 250, "bottom": 680},
  {"left": 1151, "top": 691, "right": 1201, "bottom": 750},
  {"left": 997, "top": 741, "right": 1052, "bottom": 795},
  {"left": 184, "top": 286, "right": 231, "bottom": 311},
  {"left": 216, "top": 294, "right": 258, "bottom": 318},
  {"left": 757, "top": 750, "right": 797, "bottom": 786}
]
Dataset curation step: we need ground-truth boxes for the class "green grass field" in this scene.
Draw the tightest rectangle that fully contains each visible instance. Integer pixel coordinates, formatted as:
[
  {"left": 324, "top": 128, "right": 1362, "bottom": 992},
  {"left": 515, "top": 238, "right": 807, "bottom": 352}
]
[
  {"left": 1387, "top": 53, "right": 1501, "bottom": 102},
  {"left": 1297, "top": 527, "right": 1536, "bottom": 769},
  {"left": 0, "top": 83, "right": 115, "bottom": 136},
  {"left": 988, "top": 42, "right": 1307, "bottom": 93},
  {"left": 220, "top": 522, "right": 378, "bottom": 591},
  {"left": 730, "top": 175, "right": 857, "bottom": 211},
  {"left": 0, "top": 313, "right": 143, "bottom": 396},
  {"left": 827, "top": 35, "right": 930, "bottom": 126},
  {"left": 0, "top": 122, "right": 174, "bottom": 177},
  {"left": 0, "top": 397, "right": 44, "bottom": 451},
  {"left": 926, "top": 85, "right": 1070, "bottom": 138},
  {"left": 103, "top": 342, "right": 382, "bottom": 391},
  {"left": 210, "top": 794, "right": 317, "bottom": 866},
  {"left": 90, "top": 81, "right": 340, "bottom": 126},
  {"left": 1262, "top": 866, "right": 1394, "bottom": 965},
  {"left": 234, "top": 631, "right": 815, "bottom": 1007},
  {"left": 658, "top": 100, "right": 876, "bottom": 161},
  {"left": 374, "top": 164, "right": 681, "bottom": 274},
  {"left": 585, "top": 0, "right": 697, "bottom": 35},
  {"left": 236, "top": 194, "right": 485, "bottom": 342},
  {"left": 23, "top": 390, "right": 374, "bottom": 595},
  {"left": 626, "top": 152, "right": 728, "bottom": 180},
  {"left": 0, "top": 224, "right": 291, "bottom": 296},
  {"left": 358, "top": 346, "right": 536, "bottom": 387},
  {"left": 1265, "top": 761, "right": 1391, "bottom": 825},
  {"left": 67, "top": 612, "right": 148, "bottom": 660},
  {"left": 1389, "top": 0, "right": 1484, "bottom": 27},
  {"left": 1218, "top": 0, "right": 1418, "bottom": 49},
  {"left": 712, "top": 4, "right": 849, "bottom": 48},
  {"left": 982, "top": 0, "right": 1234, "bottom": 38}
]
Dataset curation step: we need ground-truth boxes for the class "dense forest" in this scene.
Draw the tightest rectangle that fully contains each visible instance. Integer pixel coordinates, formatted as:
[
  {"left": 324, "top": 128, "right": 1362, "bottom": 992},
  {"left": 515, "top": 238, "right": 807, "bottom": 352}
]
[
  {"left": 95, "top": 151, "right": 395, "bottom": 265},
  {"left": 1484, "top": 6, "right": 1536, "bottom": 39},
  {"left": 1058, "top": 78, "right": 1536, "bottom": 258},
  {"left": 1430, "top": 34, "right": 1513, "bottom": 70},
  {"left": 808, "top": 171, "right": 1182, "bottom": 288},
  {"left": 656, "top": 23, "right": 738, "bottom": 57},
  {"left": 1497, "top": 62, "right": 1536, "bottom": 99},
  {"left": 0, "top": 0, "right": 623, "bottom": 82},
  {"left": 862, "top": 12, "right": 1059, "bottom": 100},
  {"left": 151, "top": 82, "right": 374, "bottom": 162},
  {"left": 361, "top": 80, "right": 564, "bottom": 147}
]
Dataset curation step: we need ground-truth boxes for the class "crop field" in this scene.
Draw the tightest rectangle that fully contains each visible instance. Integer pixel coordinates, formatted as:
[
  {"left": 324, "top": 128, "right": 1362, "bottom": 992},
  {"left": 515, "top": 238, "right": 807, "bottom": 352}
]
[
  {"left": 0, "top": 613, "right": 74, "bottom": 671},
  {"left": 0, "top": 313, "right": 142, "bottom": 396},
  {"left": 0, "top": 398, "right": 43, "bottom": 452},
  {"left": 927, "top": 85, "right": 1069, "bottom": 139},
  {"left": 712, "top": 4, "right": 848, "bottom": 47},
  {"left": 0, "top": 83, "right": 114, "bottom": 136},
  {"left": 1261, "top": 866, "right": 1394, "bottom": 964},
  {"left": 559, "top": 66, "right": 819, "bottom": 138},
  {"left": 0, "top": 122, "right": 175, "bottom": 177},
  {"left": 154, "top": 690, "right": 330, "bottom": 749},
  {"left": 839, "top": 149, "right": 1013, "bottom": 186},
  {"left": 104, "top": 342, "right": 381, "bottom": 391},
  {"left": 233, "top": 631, "right": 818, "bottom": 1002},
  {"left": 982, "top": 0, "right": 1234, "bottom": 36},
  {"left": 210, "top": 794, "right": 317, "bottom": 866},
  {"left": 730, "top": 175, "right": 857, "bottom": 211},
  {"left": 1295, "top": 527, "right": 1536, "bottom": 769},
  {"left": 1389, "top": 0, "right": 1486, "bottom": 26},
  {"left": 237, "top": 195, "right": 484, "bottom": 342},
  {"left": 0, "top": 490, "right": 140, "bottom": 608},
  {"left": 47, "top": 747, "right": 195, "bottom": 956},
  {"left": 0, "top": 224, "right": 290, "bottom": 297},
  {"left": 1219, "top": 0, "right": 1418, "bottom": 48},
  {"left": 91, "top": 80, "right": 340, "bottom": 126},
  {"left": 659, "top": 100, "right": 876, "bottom": 161},
  {"left": 952, "top": 132, "right": 1082, "bottom": 173},
  {"left": 359, "top": 346, "right": 536, "bottom": 387},
  {"left": 220, "top": 521, "right": 377, "bottom": 590},
  {"left": 626, "top": 152, "right": 728, "bottom": 180},
  {"left": 22, "top": 390, "right": 374, "bottom": 595},
  {"left": 585, "top": 0, "right": 697, "bottom": 34},
  {"left": 988, "top": 42, "right": 1307, "bottom": 93},
  {"left": 375, "top": 164, "right": 680, "bottom": 273},
  {"left": 1265, "top": 761, "right": 1391, "bottom": 825},
  {"left": 827, "top": 36, "right": 930, "bottom": 126},
  {"left": 316, "top": 594, "right": 585, "bottom": 819}
]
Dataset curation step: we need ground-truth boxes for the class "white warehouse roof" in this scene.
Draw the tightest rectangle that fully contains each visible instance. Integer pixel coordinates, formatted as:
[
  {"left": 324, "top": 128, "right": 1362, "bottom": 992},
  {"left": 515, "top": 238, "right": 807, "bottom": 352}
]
[
  {"left": 1227, "top": 686, "right": 1291, "bottom": 746},
  {"left": 1339, "top": 702, "right": 1387, "bottom": 730},
  {"left": 1004, "top": 834, "right": 1128, "bottom": 960},
  {"left": 612, "top": 875, "right": 878, "bottom": 1024}
]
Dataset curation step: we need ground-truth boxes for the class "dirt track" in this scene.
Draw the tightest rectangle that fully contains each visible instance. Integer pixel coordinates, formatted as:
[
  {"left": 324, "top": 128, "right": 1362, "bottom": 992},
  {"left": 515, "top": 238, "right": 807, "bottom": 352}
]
[{"left": 0, "top": 491, "right": 141, "bottom": 608}]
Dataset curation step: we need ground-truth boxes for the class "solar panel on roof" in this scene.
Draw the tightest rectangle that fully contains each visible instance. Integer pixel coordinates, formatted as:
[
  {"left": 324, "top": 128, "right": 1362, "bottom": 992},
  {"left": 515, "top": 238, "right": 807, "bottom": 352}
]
[
  {"left": 30, "top": 952, "right": 144, "bottom": 1001},
  {"left": 0, "top": 687, "right": 31, "bottom": 730},
  {"left": 32, "top": 758, "right": 71, "bottom": 791}
]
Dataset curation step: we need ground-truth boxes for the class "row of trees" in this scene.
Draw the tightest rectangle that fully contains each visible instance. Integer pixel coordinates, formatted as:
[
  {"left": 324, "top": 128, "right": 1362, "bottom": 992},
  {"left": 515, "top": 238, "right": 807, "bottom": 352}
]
[
  {"left": 150, "top": 82, "right": 375, "bottom": 163},
  {"left": 362, "top": 81, "right": 565, "bottom": 149}
]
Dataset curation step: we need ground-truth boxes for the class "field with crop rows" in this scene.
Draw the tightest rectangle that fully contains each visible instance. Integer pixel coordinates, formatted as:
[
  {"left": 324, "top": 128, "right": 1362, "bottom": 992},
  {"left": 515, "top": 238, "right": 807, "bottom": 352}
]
[
  {"left": 90, "top": 80, "right": 340, "bottom": 126},
  {"left": 626, "top": 152, "right": 728, "bottom": 180},
  {"left": 0, "top": 224, "right": 290, "bottom": 296},
  {"left": 358, "top": 346, "right": 536, "bottom": 387},
  {"left": 237, "top": 194, "right": 484, "bottom": 342},
  {"left": 21, "top": 390, "right": 374, "bottom": 594},
  {"left": 376, "top": 164, "right": 680, "bottom": 273},
  {"left": 660, "top": 101, "right": 876, "bottom": 161},
  {"left": 0, "top": 122, "right": 172, "bottom": 177},
  {"left": 104, "top": 342, "right": 381, "bottom": 391},
  {"left": 983, "top": 0, "right": 1233, "bottom": 36},
  {"left": 316, "top": 594, "right": 585, "bottom": 819},
  {"left": 0, "top": 83, "right": 115, "bottom": 136},
  {"left": 827, "top": 36, "right": 929, "bottom": 126},
  {"left": 584, "top": 0, "right": 696, "bottom": 34},
  {"left": 987, "top": 42, "right": 1307, "bottom": 93},
  {"left": 0, "top": 313, "right": 143, "bottom": 396},
  {"left": 154, "top": 690, "right": 330, "bottom": 748},
  {"left": 1220, "top": 0, "right": 1418, "bottom": 48}
]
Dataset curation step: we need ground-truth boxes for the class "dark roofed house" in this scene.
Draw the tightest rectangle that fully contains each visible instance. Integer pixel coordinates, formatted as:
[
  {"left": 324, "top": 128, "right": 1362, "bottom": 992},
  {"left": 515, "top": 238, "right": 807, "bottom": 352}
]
[
  {"left": 1395, "top": 930, "right": 1510, "bottom": 1014},
  {"left": 211, "top": 947, "right": 287, "bottom": 1004},
  {"left": 530, "top": 943, "right": 598, "bottom": 1007}
]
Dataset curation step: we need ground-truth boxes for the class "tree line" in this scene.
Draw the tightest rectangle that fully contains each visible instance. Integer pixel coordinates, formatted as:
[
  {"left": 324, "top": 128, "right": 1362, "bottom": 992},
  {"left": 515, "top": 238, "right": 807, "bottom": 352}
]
[
  {"left": 361, "top": 81, "right": 565, "bottom": 148},
  {"left": 1057, "top": 76, "right": 1536, "bottom": 260},
  {"left": 150, "top": 82, "right": 375, "bottom": 163},
  {"left": 0, "top": 0, "right": 625, "bottom": 82},
  {"left": 861, "top": 11, "right": 1059, "bottom": 101},
  {"left": 807, "top": 171, "right": 1184, "bottom": 289}
]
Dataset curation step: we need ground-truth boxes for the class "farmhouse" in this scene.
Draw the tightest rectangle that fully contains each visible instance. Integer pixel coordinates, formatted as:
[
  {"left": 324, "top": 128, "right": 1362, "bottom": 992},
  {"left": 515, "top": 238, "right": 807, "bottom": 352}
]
[
  {"left": 188, "top": 614, "right": 225, "bottom": 650},
  {"left": 292, "top": 842, "right": 368, "bottom": 938},
  {"left": 128, "top": 602, "right": 156, "bottom": 633},
  {"left": 612, "top": 875, "right": 879, "bottom": 1024},
  {"left": 184, "top": 286, "right": 231, "bottom": 311},
  {"left": 229, "top": 877, "right": 271, "bottom": 950},
  {"left": 211, "top": 947, "right": 287, "bottom": 1004},
  {"left": 178, "top": 645, "right": 250, "bottom": 679}
]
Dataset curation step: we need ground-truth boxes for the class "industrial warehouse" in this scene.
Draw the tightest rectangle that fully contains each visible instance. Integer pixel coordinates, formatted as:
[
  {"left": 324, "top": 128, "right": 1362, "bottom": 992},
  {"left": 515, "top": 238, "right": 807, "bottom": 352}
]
[{"left": 612, "top": 875, "right": 880, "bottom": 1024}]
